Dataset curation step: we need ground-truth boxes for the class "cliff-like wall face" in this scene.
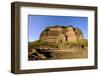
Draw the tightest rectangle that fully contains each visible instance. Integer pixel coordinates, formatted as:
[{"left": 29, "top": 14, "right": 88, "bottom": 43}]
[{"left": 40, "top": 25, "right": 83, "bottom": 43}]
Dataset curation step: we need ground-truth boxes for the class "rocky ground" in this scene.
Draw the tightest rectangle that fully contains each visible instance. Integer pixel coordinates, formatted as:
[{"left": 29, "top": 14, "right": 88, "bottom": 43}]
[
  {"left": 28, "top": 42, "right": 88, "bottom": 60},
  {"left": 49, "top": 49, "right": 87, "bottom": 59}
]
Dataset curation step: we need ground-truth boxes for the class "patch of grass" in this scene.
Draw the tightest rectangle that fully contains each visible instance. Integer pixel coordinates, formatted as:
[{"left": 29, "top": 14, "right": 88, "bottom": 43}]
[
  {"left": 29, "top": 39, "right": 88, "bottom": 49},
  {"left": 29, "top": 40, "right": 58, "bottom": 48},
  {"left": 65, "top": 39, "right": 88, "bottom": 46}
]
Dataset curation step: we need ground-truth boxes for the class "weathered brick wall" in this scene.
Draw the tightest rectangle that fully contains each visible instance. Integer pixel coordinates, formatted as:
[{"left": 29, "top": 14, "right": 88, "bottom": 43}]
[{"left": 40, "top": 26, "right": 83, "bottom": 43}]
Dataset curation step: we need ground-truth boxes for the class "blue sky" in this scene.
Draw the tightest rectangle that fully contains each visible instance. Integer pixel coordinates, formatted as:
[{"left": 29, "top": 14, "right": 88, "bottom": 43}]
[{"left": 28, "top": 15, "right": 88, "bottom": 42}]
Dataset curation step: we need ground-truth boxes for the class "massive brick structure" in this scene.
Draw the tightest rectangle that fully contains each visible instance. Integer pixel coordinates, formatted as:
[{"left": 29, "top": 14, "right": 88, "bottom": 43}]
[{"left": 40, "top": 25, "right": 83, "bottom": 43}]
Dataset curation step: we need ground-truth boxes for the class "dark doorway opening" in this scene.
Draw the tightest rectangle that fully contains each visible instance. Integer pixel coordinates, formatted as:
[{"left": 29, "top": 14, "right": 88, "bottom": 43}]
[{"left": 66, "top": 36, "right": 68, "bottom": 41}]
